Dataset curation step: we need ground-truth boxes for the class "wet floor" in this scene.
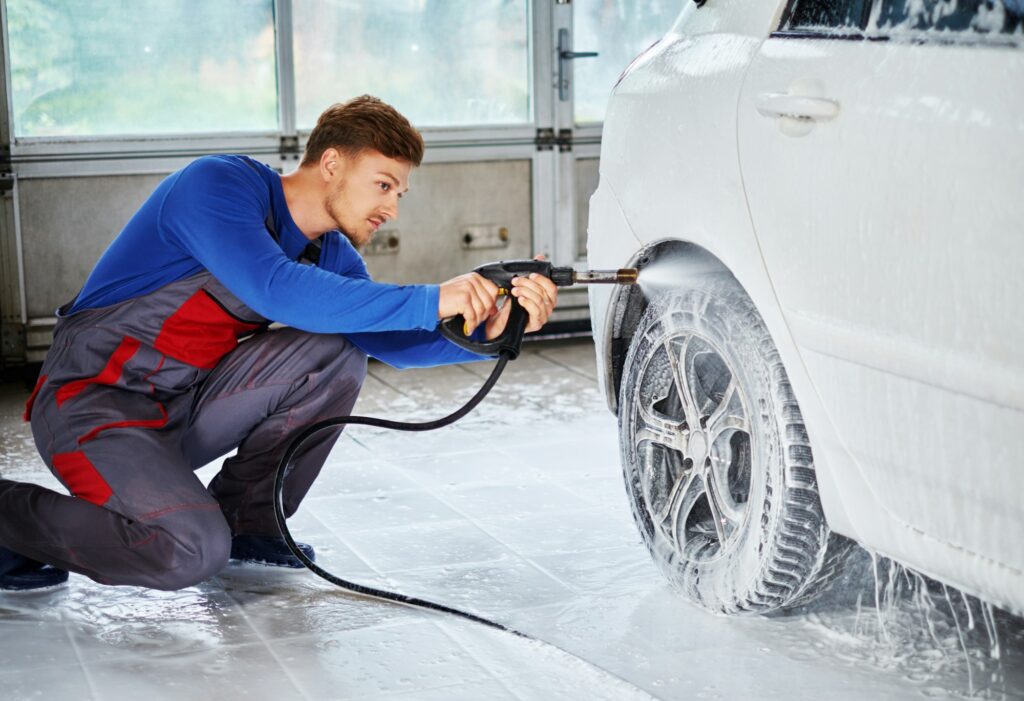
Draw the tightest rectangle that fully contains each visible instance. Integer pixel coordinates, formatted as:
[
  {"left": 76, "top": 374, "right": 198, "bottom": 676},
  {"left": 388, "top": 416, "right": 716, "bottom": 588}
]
[{"left": 1, "top": 338, "right": 1021, "bottom": 700}]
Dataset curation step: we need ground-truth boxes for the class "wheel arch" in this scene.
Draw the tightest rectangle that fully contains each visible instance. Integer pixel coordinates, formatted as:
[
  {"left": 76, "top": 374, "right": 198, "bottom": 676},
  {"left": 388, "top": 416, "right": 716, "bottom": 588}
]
[
  {"left": 599, "top": 235, "right": 860, "bottom": 543},
  {"left": 603, "top": 238, "right": 738, "bottom": 415}
]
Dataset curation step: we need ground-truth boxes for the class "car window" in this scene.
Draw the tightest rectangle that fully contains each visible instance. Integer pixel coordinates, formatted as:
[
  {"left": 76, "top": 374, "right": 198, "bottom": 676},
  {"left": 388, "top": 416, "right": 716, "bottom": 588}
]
[
  {"left": 783, "top": 0, "right": 874, "bottom": 31},
  {"left": 874, "top": 0, "right": 1023, "bottom": 35}
]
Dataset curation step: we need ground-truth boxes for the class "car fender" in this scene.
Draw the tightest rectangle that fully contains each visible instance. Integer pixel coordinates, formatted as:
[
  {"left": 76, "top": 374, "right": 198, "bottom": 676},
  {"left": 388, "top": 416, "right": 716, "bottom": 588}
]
[{"left": 589, "top": 16, "right": 861, "bottom": 540}]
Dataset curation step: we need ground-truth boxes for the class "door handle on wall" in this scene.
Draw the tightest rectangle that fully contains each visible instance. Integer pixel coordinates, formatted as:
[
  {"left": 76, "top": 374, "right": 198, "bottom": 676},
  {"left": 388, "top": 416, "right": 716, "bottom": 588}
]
[
  {"left": 756, "top": 93, "right": 840, "bottom": 121},
  {"left": 558, "top": 28, "right": 599, "bottom": 102}
]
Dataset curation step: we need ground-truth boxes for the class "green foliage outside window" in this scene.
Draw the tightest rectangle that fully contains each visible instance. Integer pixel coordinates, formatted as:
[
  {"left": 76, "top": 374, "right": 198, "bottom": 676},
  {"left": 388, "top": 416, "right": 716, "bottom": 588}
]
[{"left": 8, "top": 0, "right": 278, "bottom": 138}]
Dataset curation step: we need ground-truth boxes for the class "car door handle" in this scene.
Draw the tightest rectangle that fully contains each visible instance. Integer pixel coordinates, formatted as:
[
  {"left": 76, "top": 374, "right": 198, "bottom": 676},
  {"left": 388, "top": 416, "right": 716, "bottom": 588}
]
[{"left": 755, "top": 93, "right": 840, "bottom": 121}]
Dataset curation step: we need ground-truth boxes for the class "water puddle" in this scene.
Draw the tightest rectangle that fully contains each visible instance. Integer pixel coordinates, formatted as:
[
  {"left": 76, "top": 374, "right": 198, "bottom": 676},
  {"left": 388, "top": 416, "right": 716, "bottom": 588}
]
[{"left": 787, "top": 549, "right": 1023, "bottom": 699}]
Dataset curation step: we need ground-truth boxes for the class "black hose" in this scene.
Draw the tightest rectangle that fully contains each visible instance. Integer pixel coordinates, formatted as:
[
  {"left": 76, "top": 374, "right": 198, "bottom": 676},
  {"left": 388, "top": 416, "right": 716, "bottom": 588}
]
[{"left": 272, "top": 352, "right": 531, "bottom": 638}]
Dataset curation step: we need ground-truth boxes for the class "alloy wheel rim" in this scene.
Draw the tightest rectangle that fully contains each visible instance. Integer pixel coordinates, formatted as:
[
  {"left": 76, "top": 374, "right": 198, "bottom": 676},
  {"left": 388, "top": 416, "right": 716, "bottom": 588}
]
[{"left": 630, "top": 331, "right": 753, "bottom": 563}]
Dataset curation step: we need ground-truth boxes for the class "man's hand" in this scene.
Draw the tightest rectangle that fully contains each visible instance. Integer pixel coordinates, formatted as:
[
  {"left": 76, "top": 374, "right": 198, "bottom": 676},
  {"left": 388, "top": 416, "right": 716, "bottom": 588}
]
[
  {"left": 483, "top": 255, "right": 559, "bottom": 340},
  {"left": 438, "top": 272, "right": 500, "bottom": 335}
]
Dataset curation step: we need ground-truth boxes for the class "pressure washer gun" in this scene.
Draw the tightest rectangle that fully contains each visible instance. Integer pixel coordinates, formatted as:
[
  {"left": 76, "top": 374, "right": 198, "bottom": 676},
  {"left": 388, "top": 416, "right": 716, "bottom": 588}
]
[{"left": 439, "top": 259, "right": 638, "bottom": 359}]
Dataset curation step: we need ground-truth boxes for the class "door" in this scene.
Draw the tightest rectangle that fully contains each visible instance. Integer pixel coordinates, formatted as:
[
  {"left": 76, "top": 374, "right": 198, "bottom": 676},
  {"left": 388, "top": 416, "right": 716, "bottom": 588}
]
[
  {"left": 737, "top": 0, "right": 1024, "bottom": 583},
  {"left": 535, "top": 0, "right": 679, "bottom": 325}
]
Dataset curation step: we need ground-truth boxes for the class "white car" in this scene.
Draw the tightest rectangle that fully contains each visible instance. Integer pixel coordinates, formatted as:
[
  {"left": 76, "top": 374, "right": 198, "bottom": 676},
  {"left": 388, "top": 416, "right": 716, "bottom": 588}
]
[{"left": 587, "top": 0, "right": 1023, "bottom": 616}]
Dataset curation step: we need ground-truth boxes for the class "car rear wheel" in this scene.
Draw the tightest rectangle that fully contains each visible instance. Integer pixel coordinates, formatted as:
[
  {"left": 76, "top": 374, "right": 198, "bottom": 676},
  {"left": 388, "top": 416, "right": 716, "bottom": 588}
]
[{"left": 618, "top": 275, "right": 852, "bottom": 614}]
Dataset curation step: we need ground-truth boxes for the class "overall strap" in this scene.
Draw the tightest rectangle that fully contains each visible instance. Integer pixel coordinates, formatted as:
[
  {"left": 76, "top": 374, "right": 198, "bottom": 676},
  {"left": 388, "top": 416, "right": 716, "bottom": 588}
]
[{"left": 242, "top": 157, "right": 322, "bottom": 266}]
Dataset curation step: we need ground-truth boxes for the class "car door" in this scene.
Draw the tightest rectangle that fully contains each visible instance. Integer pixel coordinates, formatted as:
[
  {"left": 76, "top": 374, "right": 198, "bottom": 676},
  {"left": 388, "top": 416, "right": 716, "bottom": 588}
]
[{"left": 737, "top": 0, "right": 1024, "bottom": 597}]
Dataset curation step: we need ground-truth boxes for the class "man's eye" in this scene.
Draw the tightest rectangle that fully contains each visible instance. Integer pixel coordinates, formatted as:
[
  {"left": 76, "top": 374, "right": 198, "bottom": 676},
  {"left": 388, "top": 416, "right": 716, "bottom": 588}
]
[{"left": 379, "top": 182, "right": 391, "bottom": 192}]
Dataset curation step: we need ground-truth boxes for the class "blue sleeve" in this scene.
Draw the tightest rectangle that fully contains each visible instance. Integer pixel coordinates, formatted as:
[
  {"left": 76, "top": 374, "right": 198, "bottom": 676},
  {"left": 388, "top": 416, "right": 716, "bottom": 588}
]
[
  {"left": 158, "top": 158, "right": 440, "bottom": 334},
  {"left": 319, "top": 234, "right": 491, "bottom": 368}
]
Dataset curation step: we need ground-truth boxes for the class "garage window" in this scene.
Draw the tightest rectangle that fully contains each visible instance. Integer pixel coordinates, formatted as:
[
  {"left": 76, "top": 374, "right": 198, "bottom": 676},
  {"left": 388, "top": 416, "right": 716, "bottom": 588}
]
[
  {"left": 7, "top": 0, "right": 278, "bottom": 138},
  {"left": 292, "top": 2, "right": 530, "bottom": 129},
  {"left": 572, "top": 0, "right": 680, "bottom": 124}
]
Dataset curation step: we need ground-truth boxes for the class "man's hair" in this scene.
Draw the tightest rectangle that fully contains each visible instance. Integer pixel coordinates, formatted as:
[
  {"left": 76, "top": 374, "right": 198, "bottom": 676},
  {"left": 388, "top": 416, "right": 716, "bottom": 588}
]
[{"left": 302, "top": 95, "right": 424, "bottom": 168}]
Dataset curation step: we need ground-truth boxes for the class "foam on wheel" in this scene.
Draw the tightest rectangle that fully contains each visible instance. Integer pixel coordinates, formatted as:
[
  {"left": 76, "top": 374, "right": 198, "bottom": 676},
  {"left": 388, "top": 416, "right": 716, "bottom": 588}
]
[{"left": 618, "top": 275, "right": 852, "bottom": 614}]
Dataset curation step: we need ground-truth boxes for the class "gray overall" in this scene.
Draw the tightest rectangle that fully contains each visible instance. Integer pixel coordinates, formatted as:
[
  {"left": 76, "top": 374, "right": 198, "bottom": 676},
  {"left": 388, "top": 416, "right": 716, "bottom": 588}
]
[{"left": 0, "top": 200, "right": 367, "bottom": 591}]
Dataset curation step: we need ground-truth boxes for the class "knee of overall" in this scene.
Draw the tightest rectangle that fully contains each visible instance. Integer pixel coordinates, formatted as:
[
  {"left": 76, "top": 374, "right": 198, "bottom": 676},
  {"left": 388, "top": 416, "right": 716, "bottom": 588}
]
[
  {"left": 316, "top": 338, "right": 368, "bottom": 407},
  {"left": 146, "top": 509, "right": 232, "bottom": 591}
]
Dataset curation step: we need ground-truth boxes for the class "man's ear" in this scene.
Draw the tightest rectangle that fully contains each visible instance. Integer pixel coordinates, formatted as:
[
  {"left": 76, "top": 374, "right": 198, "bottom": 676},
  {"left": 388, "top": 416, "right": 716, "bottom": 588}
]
[{"left": 319, "top": 148, "right": 341, "bottom": 182}]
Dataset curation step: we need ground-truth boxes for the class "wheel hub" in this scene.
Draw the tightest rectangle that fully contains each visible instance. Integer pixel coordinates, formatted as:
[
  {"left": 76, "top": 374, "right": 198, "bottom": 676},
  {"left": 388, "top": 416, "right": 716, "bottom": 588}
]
[
  {"left": 631, "top": 331, "right": 753, "bottom": 563},
  {"left": 687, "top": 431, "right": 708, "bottom": 464}
]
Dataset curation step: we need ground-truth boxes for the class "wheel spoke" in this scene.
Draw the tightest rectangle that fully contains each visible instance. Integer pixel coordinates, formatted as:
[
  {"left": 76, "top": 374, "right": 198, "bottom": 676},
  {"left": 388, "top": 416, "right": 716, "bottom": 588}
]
[
  {"left": 654, "top": 458, "right": 694, "bottom": 525},
  {"left": 707, "top": 378, "right": 749, "bottom": 444},
  {"left": 635, "top": 404, "right": 687, "bottom": 453},
  {"left": 705, "top": 457, "right": 744, "bottom": 528},
  {"left": 639, "top": 442, "right": 683, "bottom": 520},
  {"left": 666, "top": 467, "right": 704, "bottom": 547},
  {"left": 664, "top": 336, "right": 701, "bottom": 432},
  {"left": 703, "top": 466, "right": 730, "bottom": 545}
]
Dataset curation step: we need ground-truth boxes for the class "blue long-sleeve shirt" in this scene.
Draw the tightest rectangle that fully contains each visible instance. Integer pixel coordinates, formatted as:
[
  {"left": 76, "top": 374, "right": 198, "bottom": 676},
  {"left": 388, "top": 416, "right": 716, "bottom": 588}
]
[{"left": 70, "top": 155, "right": 486, "bottom": 368}]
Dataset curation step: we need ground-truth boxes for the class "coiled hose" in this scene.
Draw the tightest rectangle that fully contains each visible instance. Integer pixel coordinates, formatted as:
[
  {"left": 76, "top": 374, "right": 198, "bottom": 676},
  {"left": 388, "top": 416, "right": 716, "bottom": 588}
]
[{"left": 272, "top": 352, "right": 530, "bottom": 637}]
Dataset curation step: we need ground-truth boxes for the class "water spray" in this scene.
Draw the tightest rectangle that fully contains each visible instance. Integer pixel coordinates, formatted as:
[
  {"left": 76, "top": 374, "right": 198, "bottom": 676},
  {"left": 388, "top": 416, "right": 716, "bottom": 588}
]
[{"left": 273, "top": 259, "right": 637, "bottom": 637}]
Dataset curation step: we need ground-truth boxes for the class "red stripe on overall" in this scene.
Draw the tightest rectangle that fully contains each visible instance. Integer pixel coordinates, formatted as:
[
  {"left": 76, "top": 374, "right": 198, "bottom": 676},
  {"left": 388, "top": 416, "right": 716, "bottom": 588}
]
[
  {"left": 154, "top": 289, "right": 261, "bottom": 370},
  {"left": 51, "top": 451, "right": 114, "bottom": 506},
  {"left": 23, "top": 374, "right": 47, "bottom": 421},
  {"left": 56, "top": 337, "right": 141, "bottom": 406}
]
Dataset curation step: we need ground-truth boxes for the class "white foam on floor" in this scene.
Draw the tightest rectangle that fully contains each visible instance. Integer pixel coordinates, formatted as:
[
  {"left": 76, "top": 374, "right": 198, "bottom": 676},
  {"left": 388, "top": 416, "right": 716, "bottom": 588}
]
[{"left": 1, "top": 339, "right": 1021, "bottom": 700}]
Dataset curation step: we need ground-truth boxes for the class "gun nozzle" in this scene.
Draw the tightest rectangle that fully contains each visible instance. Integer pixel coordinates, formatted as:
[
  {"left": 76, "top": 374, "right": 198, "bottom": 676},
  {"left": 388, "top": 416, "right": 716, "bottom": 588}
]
[
  {"left": 616, "top": 268, "right": 638, "bottom": 285},
  {"left": 571, "top": 268, "right": 639, "bottom": 285}
]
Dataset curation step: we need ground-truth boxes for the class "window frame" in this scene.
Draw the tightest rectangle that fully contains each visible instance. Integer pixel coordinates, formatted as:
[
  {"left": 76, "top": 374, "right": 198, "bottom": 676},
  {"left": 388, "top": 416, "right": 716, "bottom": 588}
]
[{"left": 0, "top": 0, "right": 541, "bottom": 178}]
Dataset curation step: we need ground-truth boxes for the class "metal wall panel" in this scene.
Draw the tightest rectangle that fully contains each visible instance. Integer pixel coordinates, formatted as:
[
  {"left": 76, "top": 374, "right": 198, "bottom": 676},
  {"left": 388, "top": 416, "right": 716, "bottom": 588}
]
[
  {"left": 364, "top": 159, "right": 533, "bottom": 284},
  {"left": 19, "top": 174, "right": 165, "bottom": 318},
  {"left": 17, "top": 161, "right": 533, "bottom": 322}
]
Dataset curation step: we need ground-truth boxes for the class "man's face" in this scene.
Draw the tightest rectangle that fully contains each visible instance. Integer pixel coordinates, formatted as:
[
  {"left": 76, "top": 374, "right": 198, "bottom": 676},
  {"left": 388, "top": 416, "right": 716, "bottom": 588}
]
[{"left": 324, "top": 150, "right": 411, "bottom": 248}]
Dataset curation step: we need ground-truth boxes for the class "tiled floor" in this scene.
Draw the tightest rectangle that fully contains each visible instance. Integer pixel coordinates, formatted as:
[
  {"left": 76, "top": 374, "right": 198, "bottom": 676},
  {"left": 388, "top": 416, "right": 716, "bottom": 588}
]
[{"left": 1, "top": 338, "right": 1021, "bottom": 700}]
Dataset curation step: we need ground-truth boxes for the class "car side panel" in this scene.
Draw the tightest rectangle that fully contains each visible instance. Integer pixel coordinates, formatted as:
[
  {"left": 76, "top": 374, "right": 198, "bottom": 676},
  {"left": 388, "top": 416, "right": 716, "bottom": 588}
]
[{"left": 738, "top": 36, "right": 1024, "bottom": 612}]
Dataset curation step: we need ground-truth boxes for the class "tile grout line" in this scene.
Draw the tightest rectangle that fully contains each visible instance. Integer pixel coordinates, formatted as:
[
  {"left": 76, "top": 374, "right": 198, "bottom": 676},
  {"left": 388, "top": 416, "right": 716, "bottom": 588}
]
[
  {"left": 434, "top": 616, "right": 658, "bottom": 701},
  {"left": 62, "top": 620, "right": 101, "bottom": 701},
  {"left": 366, "top": 367, "right": 410, "bottom": 397},
  {"left": 382, "top": 464, "right": 584, "bottom": 595},
  {"left": 318, "top": 462, "right": 584, "bottom": 612},
  {"left": 219, "top": 589, "right": 316, "bottom": 701},
  {"left": 533, "top": 349, "right": 600, "bottom": 384},
  {"left": 431, "top": 618, "right": 528, "bottom": 694},
  {"left": 303, "top": 509, "right": 393, "bottom": 584}
]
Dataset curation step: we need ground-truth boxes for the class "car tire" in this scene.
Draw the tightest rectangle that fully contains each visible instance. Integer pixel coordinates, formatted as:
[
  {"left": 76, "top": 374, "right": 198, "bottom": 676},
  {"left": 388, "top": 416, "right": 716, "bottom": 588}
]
[{"left": 618, "top": 274, "right": 852, "bottom": 614}]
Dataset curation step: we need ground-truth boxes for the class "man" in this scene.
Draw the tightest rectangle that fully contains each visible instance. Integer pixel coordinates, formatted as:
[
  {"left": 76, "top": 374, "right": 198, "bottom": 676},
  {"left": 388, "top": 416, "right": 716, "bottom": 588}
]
[{"left": 0, "top": 95, "right": 558, "bottom": 591}]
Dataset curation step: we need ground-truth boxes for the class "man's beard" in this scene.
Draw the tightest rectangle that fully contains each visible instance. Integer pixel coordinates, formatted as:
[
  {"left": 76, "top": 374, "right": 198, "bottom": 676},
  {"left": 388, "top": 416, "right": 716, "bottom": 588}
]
[{"left": 325, "top": 191, "right": 371, "bottom": 249}]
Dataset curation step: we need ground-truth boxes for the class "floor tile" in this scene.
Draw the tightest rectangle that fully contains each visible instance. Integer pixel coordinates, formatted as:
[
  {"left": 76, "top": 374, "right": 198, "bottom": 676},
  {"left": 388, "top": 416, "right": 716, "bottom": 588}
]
[
  {"left": 0, "top": 662, "right": 94, "bottom": 700},
  {"left": 314, "top": 489, "right": 465, "bottom": 535},
  {"left": 60, "top": 579, "right": 255, "bottom": 664},
  {"left": 381, "top": 555, "right": 577, "bottom": 617},
  {"left": 436, "top": 482, "right": 592, "bottom": 521},
  {"left": 0, "top": 619, "right": 82, "bottom": 673},
  {"left": 474, "top": 506, "right": 641, "bottom": 558},
  {"left": 438, "top": 619, "right": 655, "bottom": 701},
  {"left": 269, "top": 620, "right": 495, "bottom": 700},
  {"left": 345, "top": 519, "right": 515, "bottom": 574},
  {"left": 86, "top": 641, "right": 304, "bottom": 701},
  {"left": 381, "top": 678, "right": 519, "bottom": 700}
]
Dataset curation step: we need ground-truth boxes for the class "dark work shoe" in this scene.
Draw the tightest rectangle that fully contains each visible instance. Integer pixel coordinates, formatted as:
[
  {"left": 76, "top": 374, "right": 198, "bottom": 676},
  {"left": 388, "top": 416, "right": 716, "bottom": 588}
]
[
  {"left": 229, "top": 535, "right": 315, "bottom": 569},
  {"left": 0, "top": 546, "right": 69, "bottom": 591}
]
